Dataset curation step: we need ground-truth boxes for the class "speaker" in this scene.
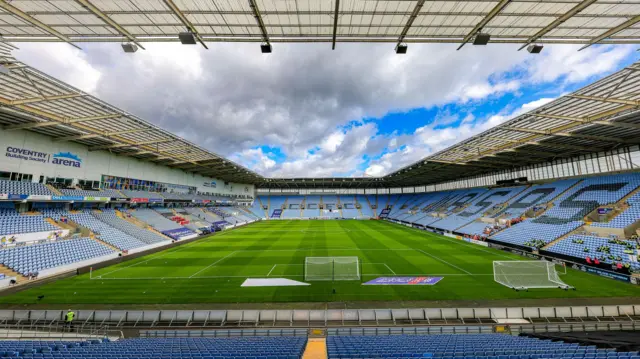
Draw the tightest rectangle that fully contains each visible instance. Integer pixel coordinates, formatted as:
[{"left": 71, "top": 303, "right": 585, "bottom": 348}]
[
  {"left": 261, "top": 44, "right": 272, "bottom": 53},
  {"left": 473, "top": 33, "right": 491, "bottom": 45},
  {"left": 121, "top": 43, "right": 138, "bottom": 53},
  {"left": 179, "top": 32, "right": 197, "bottom": 45},
  {"left": 527, "top": 44, "right": 543, "bottom": 54},
  {"left": 396, "top": 44, "right": 408, "bottom": 54}
]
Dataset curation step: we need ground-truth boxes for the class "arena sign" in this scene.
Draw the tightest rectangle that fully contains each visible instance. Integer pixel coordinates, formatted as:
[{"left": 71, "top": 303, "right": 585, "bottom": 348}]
[{"left": 5, "top": 147, "right": 82, "bottom": 168}]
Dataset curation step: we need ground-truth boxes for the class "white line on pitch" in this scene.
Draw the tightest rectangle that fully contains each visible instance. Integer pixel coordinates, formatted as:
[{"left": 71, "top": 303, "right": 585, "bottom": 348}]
[
  {"left": 95, "top": 229, "right": 236, "bottom": 279},
  {"left": 415, "top": 248, "right": 472, "bottom": 275},
  {"left": 384, "top": 264, "right": 397, "bottom": 275},
  {"left": 267, "top": 264, "right": 277, "bottom": 277},
  {"left": 189, "top": 251, "right": 236, "bottom": 278}
]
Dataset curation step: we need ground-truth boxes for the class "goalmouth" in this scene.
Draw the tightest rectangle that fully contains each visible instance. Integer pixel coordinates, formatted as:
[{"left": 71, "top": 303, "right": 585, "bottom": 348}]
[
  {"left": 305, "top": 257, "right": 360, "bottom": 281},
  {"left": 493, "top": 260, "right": 573, "bottom": 291}
]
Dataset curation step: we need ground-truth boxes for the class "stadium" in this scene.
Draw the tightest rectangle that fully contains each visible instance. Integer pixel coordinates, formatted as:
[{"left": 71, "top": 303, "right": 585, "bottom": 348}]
[{"left": 0, "top": 0, "right": 640, "bottom": 357}]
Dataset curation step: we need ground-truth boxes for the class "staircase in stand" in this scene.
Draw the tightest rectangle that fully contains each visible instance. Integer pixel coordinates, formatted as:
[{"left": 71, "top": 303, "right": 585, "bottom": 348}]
[
  {"left": 355, "top": 195, "right": 363, "bottom": 217},
  {"left": 91, "top": 236, "right": 121, "bottom": 252},
  {"left": 45, "top": 184, "right": 63, "bottom": 196},
  {"left": 541, "top": 226, "right": 584, "bottom": 250},
  {"left": 257, "top": 197, "right": 269, "bottom": 218},
  {"left": 302, "top": 338, "right": 327, "bottom": 359},
  {"left": 0, "top": 265, "right": 26, "bottom": 282}
]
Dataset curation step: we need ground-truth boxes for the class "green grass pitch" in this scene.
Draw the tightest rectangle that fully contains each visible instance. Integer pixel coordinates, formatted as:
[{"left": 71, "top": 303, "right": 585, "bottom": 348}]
[{"left": 1, "top": 220, "right": 639, "bottom": 306}]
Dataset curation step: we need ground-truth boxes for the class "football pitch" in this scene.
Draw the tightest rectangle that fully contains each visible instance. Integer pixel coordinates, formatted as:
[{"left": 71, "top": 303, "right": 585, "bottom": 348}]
[{"left": 1, "top": 220, "right": 639, "bottom": 307}]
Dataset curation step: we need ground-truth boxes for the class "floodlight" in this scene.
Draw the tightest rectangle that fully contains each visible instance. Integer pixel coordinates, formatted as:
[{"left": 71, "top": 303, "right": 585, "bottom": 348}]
[
  {"left": 179, "top": 32, "right": 197, "bottom": 45},
  {"left": 473, "top": 33, "right": 491, "bottom": 45},
  {"left": 527, "top": 44, "right": 544, "bottom": 54},
  {"left": 121, "top": 43, "right": 138, "bottom": 53}
]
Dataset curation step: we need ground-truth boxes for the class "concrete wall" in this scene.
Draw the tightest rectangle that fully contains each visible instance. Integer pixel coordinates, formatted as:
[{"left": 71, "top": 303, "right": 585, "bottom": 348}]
[{"left": 0, "top": 129, "right": 253, "bottom": 196}]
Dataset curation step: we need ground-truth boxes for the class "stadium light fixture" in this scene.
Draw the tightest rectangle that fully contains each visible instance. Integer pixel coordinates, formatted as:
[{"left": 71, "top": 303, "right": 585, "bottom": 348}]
[
  {"left": 121, "top": 43, "right": 138, "bottom": 53},
  {"left": 527, "top": 44, "right": 544, "bottom": 54},
  {"left": 473, "top": 33, "right": 491, "bottom": 45},
  {"left": 396, "top": 44, "right": 408, "bottom": 54},
  {"left": 179, "top": 31, "right": 197, "bottom": 45}
]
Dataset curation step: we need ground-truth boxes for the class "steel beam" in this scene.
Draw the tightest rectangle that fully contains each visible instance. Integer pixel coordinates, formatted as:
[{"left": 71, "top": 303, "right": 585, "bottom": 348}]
[
  {"left": 162, "top": 0, "right": 208, "bottom": 49},
  {"left": 457, "top": 0, "right": 512, "bottom": 50},
  {"left": 54, "top": 128, "right": 152, "bottom": 142},
  {"left": 395, "top": 0, "right": 426, "bottom": 51},
  {"left": 89, "top": 139, "right": 173, "bottom": 151},
  {"left": 9, "top": 93, "right": 85, "bottom": 105},
  {"left": 525, "top": 141, "right": 595, "bottom": 151},
  {"left": 1, "top": 113, "right": 121, "bottom": 131},
  {"left": 331, "top": 0, "right": 340, "bottom": 50},
  {"left": 517, "top": 0, "right": 597, "bottom": 50},
  {"left": 504, "top": 126, "right": 635, "bottom": 144},
  {"left": 248, "top": 0, "right": 270, "bottom": 45},
  {"left": 579, "top": 15, "right": 640, "bottom": 50},
  {"left": 568, "top": 94, "right": 640, "bottom": 106},
  {"left": 0, "top": 1, "right": 80, "bottom": 49},
  {"left": 74, "top": 0, "right": 146, "bottom": 50}
]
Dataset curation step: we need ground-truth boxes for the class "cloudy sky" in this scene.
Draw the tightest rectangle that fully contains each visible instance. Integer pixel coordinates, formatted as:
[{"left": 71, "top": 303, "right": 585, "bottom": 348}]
[{"left": 14, "top": 42, "right": 638, "bottom": 178}]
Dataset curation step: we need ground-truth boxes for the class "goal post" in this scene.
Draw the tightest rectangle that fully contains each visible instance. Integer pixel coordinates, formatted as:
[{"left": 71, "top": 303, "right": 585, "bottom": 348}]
[
  {"left": 493, "top": 260, "right": 573, "bottom": 290},
  {"left": 304, "top": 257, "right": 360, "bottom": 281}
]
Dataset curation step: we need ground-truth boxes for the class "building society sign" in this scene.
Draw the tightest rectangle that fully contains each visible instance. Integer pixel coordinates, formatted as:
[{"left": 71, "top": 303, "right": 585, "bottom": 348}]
[{"left": 6, "top": 147, "right": 82, "bottom": 168}]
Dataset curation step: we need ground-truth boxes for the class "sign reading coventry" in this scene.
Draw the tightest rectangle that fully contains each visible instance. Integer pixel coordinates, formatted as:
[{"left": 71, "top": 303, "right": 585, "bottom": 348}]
[
  {"left": 363, "top": 276, "right": 444, "bottom": 286},
  {"left": 6, "top": 147, "right": 82, "bottom": 168}
]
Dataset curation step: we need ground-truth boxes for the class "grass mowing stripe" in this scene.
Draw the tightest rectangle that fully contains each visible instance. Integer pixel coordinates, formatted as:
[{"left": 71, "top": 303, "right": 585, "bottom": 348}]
[
  {"left": 414, "top": 248, "right": 473, "bottom": 275},
  {"left": 189, "top": 251, "right": 237, "bottom": 278},
  {"left": 2, "top": 220, "right": 639, "bottom": 306},
  {"left": 382, "top": 220, "right": 520, "bottom": 261}
]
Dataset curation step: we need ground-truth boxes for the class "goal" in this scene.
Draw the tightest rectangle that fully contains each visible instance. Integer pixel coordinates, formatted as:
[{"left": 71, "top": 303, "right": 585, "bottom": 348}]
[
  {"left": 304, "top": 257, "right": 360, "bottom": 281},
  {"left": 493, "top": 260, "right": 572, "bottom": 290}
]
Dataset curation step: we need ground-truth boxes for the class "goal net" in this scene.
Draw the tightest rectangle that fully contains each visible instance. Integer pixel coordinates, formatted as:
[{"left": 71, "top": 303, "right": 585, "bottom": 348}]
[
  {"left": 305, "top": 257, "right": 360, "bottom": 281},
  {"left": 493, "top": 260, "right": 572, "bottom": 290}
]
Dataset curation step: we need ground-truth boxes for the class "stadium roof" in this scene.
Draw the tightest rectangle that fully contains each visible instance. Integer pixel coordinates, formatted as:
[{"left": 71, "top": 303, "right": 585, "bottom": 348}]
[
  {"left": 0, "top": 42, "right": 262, "bottom": 184},
  {"left": 0, "top": 0, "right": 639, "bottom": 50},
  {"left": 0, "top": 43, "right": 639, "bottom": 189}
]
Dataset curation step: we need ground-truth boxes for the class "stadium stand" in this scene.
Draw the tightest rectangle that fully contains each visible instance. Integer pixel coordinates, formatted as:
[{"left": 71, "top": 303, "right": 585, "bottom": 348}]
[
  {"left": 355, "top": 195, "right": 374, "bottom": 217},
  {"left": 121, "top": 190, "right": 165, "bottom": 199},
  {"left": 93, "top": 210, "right": 169, "bottom": 245},
  {"left": 0, "top": 337, "right": 307, "bottom": 359},
  {"left": 64, "top": 211, "right": 148, "bottom": 250},
  {"left": 491, "top": 173, "right": 640, "bottom": 248},
  {"left": 131, "top": 209, "right": 184, "bottom": 232},
  {"left": 282, "top": 196, "right": 303, "bottom": 219},
  {"left": 0, "top": 209, "right": 58, "bottom": 236},
  {"left": 250, "top": 199, "right": 267, "bottom": 218},
  {"left": 591, "top": 192, "right": 640, "bottom": 229},
  {"left": 130, "top": 208, "right": 197, "bottom": 239},
  {"left": 545, "top": 234, "right": 640, "bottom": 270},
  {"left": 0, "top": 180, "right": 53, "bottom": 196},
  {"left": 339, "top": 195, "right": 360, "bottom": 218},
  {"left": 303, "top": 195, "right": 321, "bottom": 218},
  {"left": 162, "top": 192, "right": 195, "bottom": 201},
  {"left": 327, "top": 334, "right": 639, "bottom": 359},
  {"left": 0, "top": 238, "right": 114, "bottom": 276},
  {"left": 59, "top": 189, "right": 114, "bottom": 198}
]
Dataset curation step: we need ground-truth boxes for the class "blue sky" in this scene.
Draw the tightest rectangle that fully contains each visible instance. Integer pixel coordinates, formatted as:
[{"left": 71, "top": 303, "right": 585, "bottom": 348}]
[{"left": 14, "top": 42, "right": 639, "bottom": 178}]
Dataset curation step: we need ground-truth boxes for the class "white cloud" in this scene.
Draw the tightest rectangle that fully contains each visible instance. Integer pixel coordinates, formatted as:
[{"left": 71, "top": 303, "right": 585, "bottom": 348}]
[{"left": 11, "top": 42, "right": 634, "bottom": 178}]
